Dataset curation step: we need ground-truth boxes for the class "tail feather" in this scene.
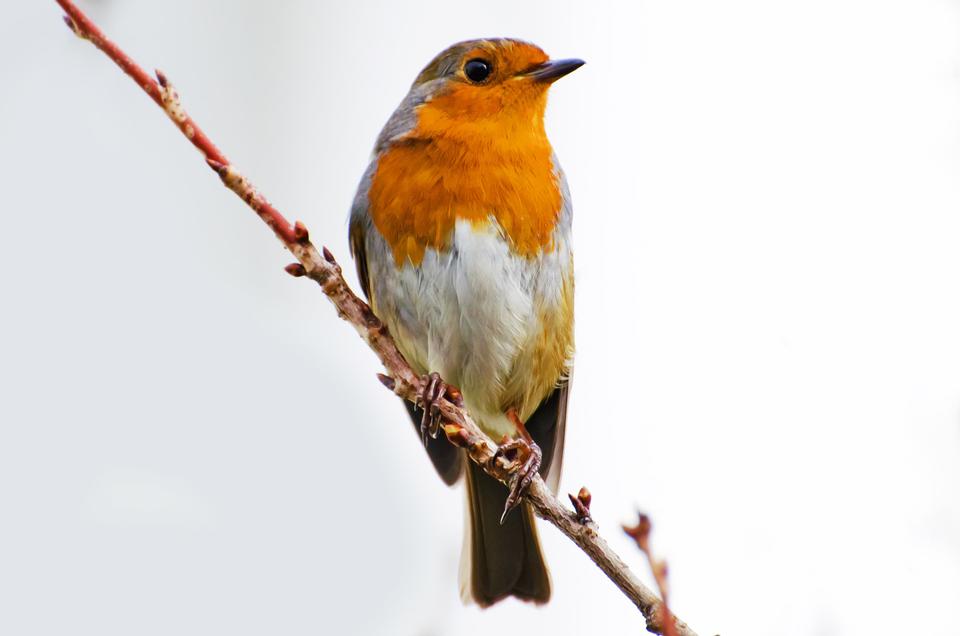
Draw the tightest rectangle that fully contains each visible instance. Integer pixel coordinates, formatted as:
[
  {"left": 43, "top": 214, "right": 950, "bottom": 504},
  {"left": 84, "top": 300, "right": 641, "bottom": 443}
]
[{"left": 460, "top": 460, "right": 551, "bottom": 607}]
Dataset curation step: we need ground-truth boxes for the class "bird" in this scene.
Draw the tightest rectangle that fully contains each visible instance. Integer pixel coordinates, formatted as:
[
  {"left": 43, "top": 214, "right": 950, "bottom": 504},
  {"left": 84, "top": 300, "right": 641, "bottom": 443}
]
[{"left": 348, "top": 38, "right": 581, "bottom": 607}]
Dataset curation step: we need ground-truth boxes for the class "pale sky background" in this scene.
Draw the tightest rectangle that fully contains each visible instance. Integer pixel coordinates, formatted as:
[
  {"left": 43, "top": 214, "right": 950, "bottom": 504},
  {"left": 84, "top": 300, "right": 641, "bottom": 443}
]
[{"left": 1, "top": 1, "right": 959, "bottom": 634}]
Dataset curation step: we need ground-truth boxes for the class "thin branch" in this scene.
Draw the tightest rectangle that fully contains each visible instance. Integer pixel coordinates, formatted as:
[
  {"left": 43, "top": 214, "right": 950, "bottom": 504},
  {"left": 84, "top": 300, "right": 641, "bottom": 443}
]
[
  {"left": 625, "top": 513, "right": 679, "bottom": 636},
  {"left": 54, "top": 3, "right": 698, "bottom": 634}
]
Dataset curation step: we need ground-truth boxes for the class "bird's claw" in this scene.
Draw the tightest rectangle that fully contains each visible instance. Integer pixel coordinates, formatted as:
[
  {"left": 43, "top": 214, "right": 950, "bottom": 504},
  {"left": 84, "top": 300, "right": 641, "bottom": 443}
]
[
  {"left": 490, "top": 436, "right": 542, "bottom": 524},
  {"left": 415, "top": 372, "right": 462, "bottom": 446}
]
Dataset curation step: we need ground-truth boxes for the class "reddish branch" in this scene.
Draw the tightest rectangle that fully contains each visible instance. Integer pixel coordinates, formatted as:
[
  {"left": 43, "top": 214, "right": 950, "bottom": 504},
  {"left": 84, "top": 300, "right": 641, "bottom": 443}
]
[
  {"left": 54, "top": 2, "right": 699, "bottom": 635},
  {"left": 60, "top": 0, "right": 294, "bottom": 245},
  {"left": 625, "top": 513, "right": 679, "bottom": 636}
]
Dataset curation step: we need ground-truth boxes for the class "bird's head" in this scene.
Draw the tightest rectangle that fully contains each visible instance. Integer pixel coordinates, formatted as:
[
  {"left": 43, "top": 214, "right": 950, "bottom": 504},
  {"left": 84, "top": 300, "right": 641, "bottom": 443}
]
[{"left": 377, "top": 39, "right": 583, "bottom": 149}]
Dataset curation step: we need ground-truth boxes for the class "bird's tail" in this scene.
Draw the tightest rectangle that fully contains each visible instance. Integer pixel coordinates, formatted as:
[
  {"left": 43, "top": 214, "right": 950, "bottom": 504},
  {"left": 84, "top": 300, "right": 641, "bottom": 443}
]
[{"left": 459, "top": 459, "right": 551, "bottom": 607}]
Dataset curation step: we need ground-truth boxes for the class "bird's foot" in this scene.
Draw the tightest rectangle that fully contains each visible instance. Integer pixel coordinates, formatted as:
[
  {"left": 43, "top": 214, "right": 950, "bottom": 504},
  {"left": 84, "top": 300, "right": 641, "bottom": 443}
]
[
  {"left": 491, "top": 409, "right": 542, "bottom": 523},
  {"left": 416, "top": 372, "right": 463, "bottom": 446}
]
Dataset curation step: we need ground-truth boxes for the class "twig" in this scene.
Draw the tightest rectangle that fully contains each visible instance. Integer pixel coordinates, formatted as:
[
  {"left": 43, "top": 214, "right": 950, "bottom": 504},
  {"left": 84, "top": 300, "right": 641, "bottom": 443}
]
[
  {"left": 625, "top": 513, "right": 679, "bottom": 636},
  {"left": 54, "top": 2, "right": 698, "bottom": 634}
]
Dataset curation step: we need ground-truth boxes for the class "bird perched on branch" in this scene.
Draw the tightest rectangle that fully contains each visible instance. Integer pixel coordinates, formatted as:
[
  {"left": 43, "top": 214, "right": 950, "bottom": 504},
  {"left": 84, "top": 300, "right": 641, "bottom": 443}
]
[{"left": 349, "top": 39, "right": 582, "bottom": 607}]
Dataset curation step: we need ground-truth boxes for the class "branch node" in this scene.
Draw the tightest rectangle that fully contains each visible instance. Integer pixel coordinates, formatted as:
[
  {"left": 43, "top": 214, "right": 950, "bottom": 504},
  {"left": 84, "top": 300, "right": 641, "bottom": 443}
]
[
  {"left": 155, "top": 69, "right": 187, "bottom": 125},
  {"left": 284, "top": 263, "right": 307, "bottom": 277},
  {"left": 322, "top": 246, "right": 337, "bottom": 264},
  {"left": 470, "top": 439, "right": 490, "bottom": 458},
  {"left": 215, "top": 162, "right": 247, "bottom": 194}
]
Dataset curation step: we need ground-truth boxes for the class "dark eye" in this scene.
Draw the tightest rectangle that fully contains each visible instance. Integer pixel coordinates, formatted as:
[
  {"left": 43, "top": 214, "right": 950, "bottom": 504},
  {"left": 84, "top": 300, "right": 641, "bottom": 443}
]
[{"left": 464, "top": 58, "right": 492, "bottom": 83}]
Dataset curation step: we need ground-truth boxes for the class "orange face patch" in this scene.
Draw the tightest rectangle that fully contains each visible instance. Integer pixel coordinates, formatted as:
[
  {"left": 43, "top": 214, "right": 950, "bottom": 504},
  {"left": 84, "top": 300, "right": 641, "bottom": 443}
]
[{"left": 368, "top": 42, "right": 563, "bottom": 266}]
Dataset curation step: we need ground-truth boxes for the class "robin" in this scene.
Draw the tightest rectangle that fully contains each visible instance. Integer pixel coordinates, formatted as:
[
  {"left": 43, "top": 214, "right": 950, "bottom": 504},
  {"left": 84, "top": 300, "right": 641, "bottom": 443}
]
[{"left": 349, "top": 39, "right": 582, "bottom": 607}]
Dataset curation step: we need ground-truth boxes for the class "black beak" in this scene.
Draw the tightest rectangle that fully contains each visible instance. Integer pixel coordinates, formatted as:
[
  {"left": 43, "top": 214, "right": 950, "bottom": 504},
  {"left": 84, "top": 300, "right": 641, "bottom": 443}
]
[{"left": 525, "top": 58, "right": 585, "bottom": 83}]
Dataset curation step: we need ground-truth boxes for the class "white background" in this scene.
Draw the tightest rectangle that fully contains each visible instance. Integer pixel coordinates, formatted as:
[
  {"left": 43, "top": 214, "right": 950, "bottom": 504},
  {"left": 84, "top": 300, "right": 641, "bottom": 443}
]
[{"left": 2, "top": 1, "right": 959, "bottom": 634}]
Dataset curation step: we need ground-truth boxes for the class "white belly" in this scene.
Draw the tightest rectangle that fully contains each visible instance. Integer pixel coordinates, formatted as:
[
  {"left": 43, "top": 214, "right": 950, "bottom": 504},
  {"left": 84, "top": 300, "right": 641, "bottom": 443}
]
[{"left": 367, "top": 218, "right": 572, "bottom": 438}]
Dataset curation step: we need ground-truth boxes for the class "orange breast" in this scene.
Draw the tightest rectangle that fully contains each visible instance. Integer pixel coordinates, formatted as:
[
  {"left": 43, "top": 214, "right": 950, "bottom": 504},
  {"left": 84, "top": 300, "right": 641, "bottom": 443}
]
[{"left": 368, "top": 86, "right": 562, "bottom": 265}]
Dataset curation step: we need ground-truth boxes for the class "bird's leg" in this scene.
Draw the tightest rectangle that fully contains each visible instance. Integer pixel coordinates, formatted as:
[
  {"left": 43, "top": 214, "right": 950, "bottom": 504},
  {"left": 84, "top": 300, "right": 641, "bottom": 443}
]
[
  {"left": 415, "top": 371, "right": 463, "bottom": 446},
  {"left": 490, "top": 408, "right": 542, "bottom": 523}
]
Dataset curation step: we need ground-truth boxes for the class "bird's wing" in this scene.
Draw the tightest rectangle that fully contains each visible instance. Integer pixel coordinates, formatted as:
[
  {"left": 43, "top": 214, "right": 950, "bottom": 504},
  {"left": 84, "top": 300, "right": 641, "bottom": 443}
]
[
  {"left": 349, "top": 159, "right": 464, "bottom": 485},
  {"left": 525, "top": 378, "right": 570, "bottom": 494},
  {"left": 348, "top": 216, "right": 371, "bottom": 300},
  {"left": 526, "top": 155, "right": 575, "bottom": 494}
]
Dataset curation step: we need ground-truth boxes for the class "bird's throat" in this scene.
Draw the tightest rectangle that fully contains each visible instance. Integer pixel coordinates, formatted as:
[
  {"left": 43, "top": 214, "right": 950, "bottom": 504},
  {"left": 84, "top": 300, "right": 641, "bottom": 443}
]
[{"left": 368, "top": 105, "right": 562, "bottom": 266}]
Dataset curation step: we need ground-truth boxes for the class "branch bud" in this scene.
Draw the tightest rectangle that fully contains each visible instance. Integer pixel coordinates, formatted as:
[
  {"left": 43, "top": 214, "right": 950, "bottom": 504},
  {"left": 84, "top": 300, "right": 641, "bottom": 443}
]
[
  {"left": 376, "top": 373, "right": 396, "bottom": 392},
  {"left": 63, "top": 15, "right": 83, "bottom": 38},
  {"left": 293, "top": 220, "right": 309, "bottom": 244},
  {"left": 623, "top": 512, "right": 653, "bottom": 551},
  {"left": 569, "top": 486, "right": 593, "bottom": 523},
  {"left": 446, "top": 385, "right": 464, "bottom": 407},
  {"left": 284, "top": 263, "right": 306, "bottom": 277},
  {"left": 442, "top": 423, "right": 471, "bottom": 447},
  {"left": 579, "top": 487, "right": 592, "bottom": 507}
]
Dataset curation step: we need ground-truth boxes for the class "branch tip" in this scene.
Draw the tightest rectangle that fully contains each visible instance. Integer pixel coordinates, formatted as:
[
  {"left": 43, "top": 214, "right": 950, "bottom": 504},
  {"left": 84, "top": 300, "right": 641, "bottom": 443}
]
[
  {"left": 284, "top": 263, "right": 307, "bottom": 277},
  {"left": 624, "top": 511, "right": 679, "bottom": 636}
]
